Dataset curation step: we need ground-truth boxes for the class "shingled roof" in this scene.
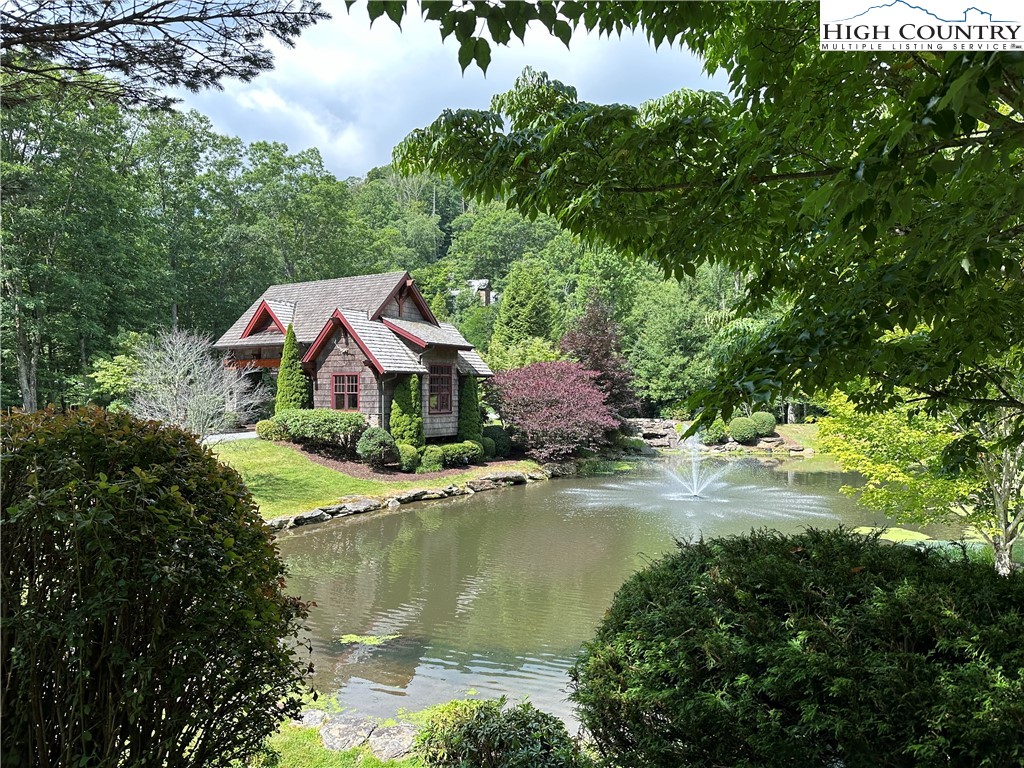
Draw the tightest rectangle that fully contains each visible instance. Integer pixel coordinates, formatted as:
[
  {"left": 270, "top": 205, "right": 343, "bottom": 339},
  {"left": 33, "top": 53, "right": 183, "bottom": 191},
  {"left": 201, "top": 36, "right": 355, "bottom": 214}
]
[
  {"left": 214, "top": 272, "right": 408, "bottom": 348},
  {"left": 215, "top": 271, "right": 492, "bottom": 377}
]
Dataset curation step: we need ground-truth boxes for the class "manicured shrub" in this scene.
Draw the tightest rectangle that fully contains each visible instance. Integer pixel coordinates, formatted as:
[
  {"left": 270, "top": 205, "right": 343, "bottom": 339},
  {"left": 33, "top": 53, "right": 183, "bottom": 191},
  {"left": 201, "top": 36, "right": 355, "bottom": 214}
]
[
  {"left": 727, "top": 415, "right": 758, "bottom": 444},
  {"left": 415, "top": 697, "right": 579, "bottom": 768},
  {"left": 356, "top": 426, "right": 398, "bottom": 469},
  {"left": 570, "top": 528, "right": 1024, "bottom": 768},
  {"left": 1, "top": 409, "right": 310, "bottom": 768},
  {"left": 483, "top": 424, "right": 512, "bottom": 457},
  {"left": 419, "top": 445, "right": 445, "bottom": 473},
  {"left": 439, "top": 440, "right": 484, "bottom": 467},
  {"left": 490, "top": 361, "right": 617, "bottom": 462},
  {"left": 255, "top": 416, "right": 289, "bottom": 442},
  {"left": 481, "top": 436, "right": 496, "bottom": 458},
  {"left": 750, "top": 410, "right": 777, "bottom": 437},
  {"left": 397, "top": 442, "right": 420, "bottom": 473},
  {"left": 276, "top": 409, "right": 366, "bottom": 458},
  {"left": 389, "top": 374, "right": 424, "bottom": 446},
  {"left": 617, "top": 435, "right": 648, "bottom": 453},
  {"left": 700, "top": 417, "right": 728, "bottom": 445},
  {"left": 457, "top": 375, "right": 484, "bottom": 443},
  {"left": 275, "top": 324, "right": 310, "bottom": 413}
]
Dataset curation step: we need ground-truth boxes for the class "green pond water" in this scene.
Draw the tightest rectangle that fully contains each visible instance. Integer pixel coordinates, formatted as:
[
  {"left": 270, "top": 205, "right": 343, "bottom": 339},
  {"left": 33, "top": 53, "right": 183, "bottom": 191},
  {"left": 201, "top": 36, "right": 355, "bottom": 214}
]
[{"left": 275, "top": 456, "right": 959, "bottom": 722}]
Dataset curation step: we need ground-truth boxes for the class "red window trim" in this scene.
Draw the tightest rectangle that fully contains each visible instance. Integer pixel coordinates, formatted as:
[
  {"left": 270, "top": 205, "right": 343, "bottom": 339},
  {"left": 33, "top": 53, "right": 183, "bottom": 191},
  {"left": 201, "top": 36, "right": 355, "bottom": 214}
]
[
  {"left": 428, "top": 365, "right": 452, "bottom": 414},
  {"left": 332, "top": 372, "right": 360, "bottom": 412}
]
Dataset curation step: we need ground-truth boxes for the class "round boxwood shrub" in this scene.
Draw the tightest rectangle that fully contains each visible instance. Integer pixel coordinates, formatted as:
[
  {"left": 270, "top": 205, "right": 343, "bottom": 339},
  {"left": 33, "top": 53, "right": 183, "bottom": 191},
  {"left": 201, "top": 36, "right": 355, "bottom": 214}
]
[
  {"left": 727, "top": 415, "right": 758, "bottom": 444},
  {"left": 482, "top": 425, "right": 512, "bottom": 457},
  {"left": 397, "top": 442, "right": 420, "bottom": 473},
  {"left": 1, "top": 409, "right": 310, "bottom": 768},
  {"left": 481, "top": 436, "right": 496, "bottom": 458},
  {"left": 419, "top": 445, "right": 445, "bottom": 473},
  {"left": 415, "top": 697, "right": 578, "bottom": 768},
  {"left": 570, "top": 528, "right": 1024, "bottom": 768},
  {"left": 356, "top": 426, "right": 398, "bottom": 469},
  {"left": 440, "top": 441, "right": 484, "bottom": 467},
  {"left": 750, "top": 410, "right": 777, "bottom": 437},
  {"left": 255, "top": 416, "right": 289, "bottom": 442},
  {"left": 699, "top": 417, "right": 727, "bottom": 446}
]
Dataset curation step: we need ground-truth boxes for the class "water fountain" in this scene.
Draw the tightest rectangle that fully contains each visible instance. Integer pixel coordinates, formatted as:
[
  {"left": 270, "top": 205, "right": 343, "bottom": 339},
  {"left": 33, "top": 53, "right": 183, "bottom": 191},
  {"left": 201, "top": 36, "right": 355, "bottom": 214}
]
[{"left": 665, "top": 437, "right": 732, "bottom": 498}]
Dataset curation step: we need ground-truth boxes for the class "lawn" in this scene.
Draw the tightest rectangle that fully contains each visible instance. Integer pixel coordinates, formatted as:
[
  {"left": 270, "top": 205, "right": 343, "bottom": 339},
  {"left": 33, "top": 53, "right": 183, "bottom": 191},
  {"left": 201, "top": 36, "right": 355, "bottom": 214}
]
[
  {"left": 212, "top": 440, "right": 538, "bottom": 520},
  {"left": 257, "top": 724, "right": 422, "bottom": 768}
]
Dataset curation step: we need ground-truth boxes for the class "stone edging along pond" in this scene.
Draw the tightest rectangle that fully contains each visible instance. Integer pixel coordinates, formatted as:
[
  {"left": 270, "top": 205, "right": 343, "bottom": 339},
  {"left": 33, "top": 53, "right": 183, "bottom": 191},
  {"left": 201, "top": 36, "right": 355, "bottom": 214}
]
[{"left": 265, "top": 466, "right": 567, "bottom": 533}]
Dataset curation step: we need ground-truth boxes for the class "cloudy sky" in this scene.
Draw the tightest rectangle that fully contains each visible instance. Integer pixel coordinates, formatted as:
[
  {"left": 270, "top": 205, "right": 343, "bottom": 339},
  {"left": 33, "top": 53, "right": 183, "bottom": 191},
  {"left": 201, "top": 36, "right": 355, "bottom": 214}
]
[{"left": 177, "top": 8, "right": 728, "bottom": 179}]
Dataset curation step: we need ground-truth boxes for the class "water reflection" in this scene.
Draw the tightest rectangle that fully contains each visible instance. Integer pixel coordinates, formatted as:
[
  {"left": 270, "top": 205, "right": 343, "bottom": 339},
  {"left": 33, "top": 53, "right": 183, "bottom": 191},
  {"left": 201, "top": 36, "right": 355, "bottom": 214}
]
[{"left": 275, "top": 458, "right": 931, "bottom": 722}]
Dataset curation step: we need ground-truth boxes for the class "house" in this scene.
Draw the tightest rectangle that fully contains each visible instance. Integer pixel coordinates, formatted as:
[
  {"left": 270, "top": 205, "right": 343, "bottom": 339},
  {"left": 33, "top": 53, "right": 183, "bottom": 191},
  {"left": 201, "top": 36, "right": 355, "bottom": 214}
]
[{"left": 214, "top": 271, "right": 492, "bottom": 438}]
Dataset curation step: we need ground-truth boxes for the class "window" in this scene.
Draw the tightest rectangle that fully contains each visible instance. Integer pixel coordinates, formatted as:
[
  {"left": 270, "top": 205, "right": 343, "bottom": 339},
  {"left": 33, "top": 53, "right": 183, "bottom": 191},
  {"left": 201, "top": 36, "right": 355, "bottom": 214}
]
[
  {"left": 333, "top": 373, "right": 359, "bottom": 411},
  {"left": 428, "top": 365, "right": 452, "bottom": 414}
]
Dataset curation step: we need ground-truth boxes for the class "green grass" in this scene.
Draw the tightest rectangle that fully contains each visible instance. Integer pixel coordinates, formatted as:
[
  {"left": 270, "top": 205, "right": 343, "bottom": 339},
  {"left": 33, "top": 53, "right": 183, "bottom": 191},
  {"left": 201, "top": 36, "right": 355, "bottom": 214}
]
[
  {"left": 257, "top": 724, "right": 423, "bottom": 768},
  {"left": 774, "top": 423, "right": 844, "bottom": 473},
  {"left": 212, "top": 440, "right": 538, "bottom": 520},
  {"left": 775, "top": 422, "right": 826, "bottom": 453}
]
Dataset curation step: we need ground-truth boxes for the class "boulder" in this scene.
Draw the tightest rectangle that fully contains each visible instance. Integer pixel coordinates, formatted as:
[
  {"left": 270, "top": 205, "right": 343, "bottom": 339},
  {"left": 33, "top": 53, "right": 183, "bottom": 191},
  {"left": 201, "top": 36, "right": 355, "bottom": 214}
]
[
  {"left": 295, "top": 709, "right": 329, "bottom": 728},
  {"left": 292, "top": 509, "right": 330, "bottom": 526},
  {"left": 479, "top": 471, "right": 527, "bottom": 486},
  {"left": 386, "top": 498, "right": 401, "bottom": 509},
  {"left": 466, "top": 478, "right": 500, "bottom": 492},
  {"left": 393, "top": 488, "right": 429, "bottom": 503},
  {"left": 320, "top": 714, "right": 376, "bottom": 752},
  {"left": 367, "top": 723, "right": 417, "bottom": 760},
  {"left": 340, "top": 497, "right": 381, "bottom": 515},
  {"left": 265, "top": 516, "right": 294, "bottom": 532}
]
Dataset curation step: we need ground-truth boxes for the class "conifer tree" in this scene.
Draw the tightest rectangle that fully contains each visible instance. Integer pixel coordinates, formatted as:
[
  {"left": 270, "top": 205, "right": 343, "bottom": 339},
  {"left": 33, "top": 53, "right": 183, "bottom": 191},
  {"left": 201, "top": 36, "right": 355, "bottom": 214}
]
[
  {"left": 457, "top": 375, "right": 483, "bottom": 443},
  {"left": 490, "top": 259, "right": 555, "bottom": 349},
  {"left": 388, "top": 374, "right": 424, "bottom": 446},
  {"left": 275, "top": 324, "right": 309, "bottom": 414}
]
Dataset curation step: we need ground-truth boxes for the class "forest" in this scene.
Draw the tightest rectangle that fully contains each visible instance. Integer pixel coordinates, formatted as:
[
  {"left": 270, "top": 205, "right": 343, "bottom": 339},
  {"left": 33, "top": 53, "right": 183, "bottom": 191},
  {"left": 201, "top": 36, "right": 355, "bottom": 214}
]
[{"left": 1, "top": 80, "right": 764, "bottom": 420}]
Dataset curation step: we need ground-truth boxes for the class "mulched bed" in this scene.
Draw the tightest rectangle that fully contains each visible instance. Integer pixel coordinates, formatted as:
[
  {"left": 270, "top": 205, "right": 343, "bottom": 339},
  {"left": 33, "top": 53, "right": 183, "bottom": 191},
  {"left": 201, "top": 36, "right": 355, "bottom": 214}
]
[{"left": 278, "top": 441, "right": 525, "bottom": 482}]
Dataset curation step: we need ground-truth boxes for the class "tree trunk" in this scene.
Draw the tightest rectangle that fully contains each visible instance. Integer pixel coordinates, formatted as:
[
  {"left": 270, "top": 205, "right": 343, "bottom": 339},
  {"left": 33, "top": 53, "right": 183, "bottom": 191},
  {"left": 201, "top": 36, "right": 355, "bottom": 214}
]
[
  {"left": 993, "top": 538, "right": 1013, "bottom": 577},
  {"left": 15, "top": 303, "right": 40, "bottom": 412}
]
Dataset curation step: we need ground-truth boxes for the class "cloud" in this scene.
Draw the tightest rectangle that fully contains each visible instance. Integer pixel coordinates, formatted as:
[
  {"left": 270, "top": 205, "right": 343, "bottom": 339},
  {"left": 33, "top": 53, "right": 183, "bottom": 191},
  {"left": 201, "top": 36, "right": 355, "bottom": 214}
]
[{"left": 176, "top": 11, "right": 727, "bottom": 178}]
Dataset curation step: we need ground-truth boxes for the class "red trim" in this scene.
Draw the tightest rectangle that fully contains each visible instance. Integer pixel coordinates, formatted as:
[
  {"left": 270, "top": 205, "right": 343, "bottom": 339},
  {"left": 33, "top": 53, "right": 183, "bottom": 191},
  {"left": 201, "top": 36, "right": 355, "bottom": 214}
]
[
  {"left": 381, "top": 318, "right": 428, "bottom": 348},
  {"left": 371, "top": 272, "right": 439, "bottom": 326},
  {"left": 332, "top": 372, "right": 360, "bottom": 411},
  {"left": 428, "top": 364, "right": 453, "bottom": 414},
  {"left": 301, "top": 310, "right": 385, "bottom": 375},
  {"left": 227, "top": 358, "right": 281, "bottom": 369},
  {"left": 241, "top": 300, "right": 286, "bottom": 338}
]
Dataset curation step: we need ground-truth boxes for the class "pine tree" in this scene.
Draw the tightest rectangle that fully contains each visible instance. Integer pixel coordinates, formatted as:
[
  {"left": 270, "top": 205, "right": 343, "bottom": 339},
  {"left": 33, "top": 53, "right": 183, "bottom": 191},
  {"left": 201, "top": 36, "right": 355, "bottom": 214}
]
[
  {"left": 275, "top": 324, "right": 309, "bottom": 414},
  {"left": 490, "top": 260, "right": 555, "bottom": 349},
  {"left": 457, "top": 375, "right": 483, "bottom": 443},
  {"left": 388, "top": 374, "right": 424, "bottom": 446}
]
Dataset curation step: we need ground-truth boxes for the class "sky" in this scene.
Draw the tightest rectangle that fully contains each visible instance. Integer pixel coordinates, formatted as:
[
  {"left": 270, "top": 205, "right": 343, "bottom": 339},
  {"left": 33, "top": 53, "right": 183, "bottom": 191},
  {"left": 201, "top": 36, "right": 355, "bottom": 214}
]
[{"left": 176, "top": 8, "right": 728, "bottom": 179}]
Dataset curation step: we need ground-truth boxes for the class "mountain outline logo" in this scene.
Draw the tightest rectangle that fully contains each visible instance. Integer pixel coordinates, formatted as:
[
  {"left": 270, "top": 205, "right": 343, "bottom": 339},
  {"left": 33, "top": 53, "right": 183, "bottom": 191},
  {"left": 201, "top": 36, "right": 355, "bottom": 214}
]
[{"left": 828, "top": 1, "right": 1016, "bottom": 24}]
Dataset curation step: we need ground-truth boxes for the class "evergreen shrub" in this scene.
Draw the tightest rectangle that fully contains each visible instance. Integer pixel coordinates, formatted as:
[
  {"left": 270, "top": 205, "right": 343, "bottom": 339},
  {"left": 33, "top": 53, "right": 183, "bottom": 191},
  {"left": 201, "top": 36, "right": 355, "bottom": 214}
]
[
  {"left": 570, "top": 528, "right": 1024, "bottom": 768},
  {"left": 727, "top": 415, "right": 758, "bottom": 444},
  {"left": 398, "top": 443, "right": 420, "bottom": 473},
  {"left": 440, "top": 441, "right": 484, "bottom": 467},
  {"left": 389, "top": 375, "right": 424, "bottom": 446},
  {"left": 276, "top": 410, "right": 366, "bottom": 458},
  {"left": 481, "top": 436, "right": 496, "bottom": 458},
  {"left": 457, "top": 376, "right": 484, "bottom": 442},
  {"left": 356, "top": 427, "right": 398, "bottom": 468},
  {"left": 419, "top": 445, "right": 445, "bottom": 473},
  {"left": 700, "top": 417, "right": 728, "bottom": 445},
  {"left": 1, "top": 409, "right": 310, "bottom": 768},
  {"left": 415, "top": 697, "right": 580, "bottom": 768},
  {"left": 483, "top": 425, "right": 512, "bottom": 457},
  {"left": 751, "top": 411, "right": 777, "bottom": 437},
  {"left": 275, "top": 324, "right": 310, "bottom": 413},
  {"left": 255, "top": 417, "right": 289, "bottom": 442}
]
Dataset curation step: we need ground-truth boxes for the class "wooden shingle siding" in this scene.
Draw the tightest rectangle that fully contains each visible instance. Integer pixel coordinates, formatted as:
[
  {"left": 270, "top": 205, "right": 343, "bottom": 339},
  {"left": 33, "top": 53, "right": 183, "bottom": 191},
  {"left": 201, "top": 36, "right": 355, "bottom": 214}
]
[
  {"left": 422, "top": 349, "right": 459, "bottom": 438},
  {"left": 380, "top": 297, "right": 425, "bottom": 322},
  {"left": 312, "top": 332, "right": 380, "bottom": 426}
]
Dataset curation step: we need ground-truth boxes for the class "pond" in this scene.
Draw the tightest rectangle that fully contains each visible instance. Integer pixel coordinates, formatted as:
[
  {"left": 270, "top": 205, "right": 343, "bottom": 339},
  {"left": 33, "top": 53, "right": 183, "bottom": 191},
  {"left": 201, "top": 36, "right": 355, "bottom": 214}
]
[{"left": 275, "top": 456, "right": 954, "bottom": 723}]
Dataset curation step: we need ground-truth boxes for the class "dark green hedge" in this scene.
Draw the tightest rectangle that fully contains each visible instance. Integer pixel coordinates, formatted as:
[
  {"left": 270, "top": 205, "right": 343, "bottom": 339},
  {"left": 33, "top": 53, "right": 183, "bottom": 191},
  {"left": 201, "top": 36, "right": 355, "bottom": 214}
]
[{"left": 570, "top": 528, "right": 1024, "bottom": 768}]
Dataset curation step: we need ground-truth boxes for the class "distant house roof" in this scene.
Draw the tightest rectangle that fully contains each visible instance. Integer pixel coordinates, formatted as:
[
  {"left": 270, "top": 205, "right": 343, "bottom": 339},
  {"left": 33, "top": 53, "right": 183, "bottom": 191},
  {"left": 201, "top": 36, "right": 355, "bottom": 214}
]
[{"left": 216, "top": 271, "right": 492, "bottom": 376}]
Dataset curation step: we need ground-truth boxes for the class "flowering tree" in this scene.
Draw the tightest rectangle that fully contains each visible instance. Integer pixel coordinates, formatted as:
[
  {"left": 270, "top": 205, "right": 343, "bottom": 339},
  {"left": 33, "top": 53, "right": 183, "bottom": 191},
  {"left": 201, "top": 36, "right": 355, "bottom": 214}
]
[{"left": 490, "top": 361, "right": 617, "bottom": 462}]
